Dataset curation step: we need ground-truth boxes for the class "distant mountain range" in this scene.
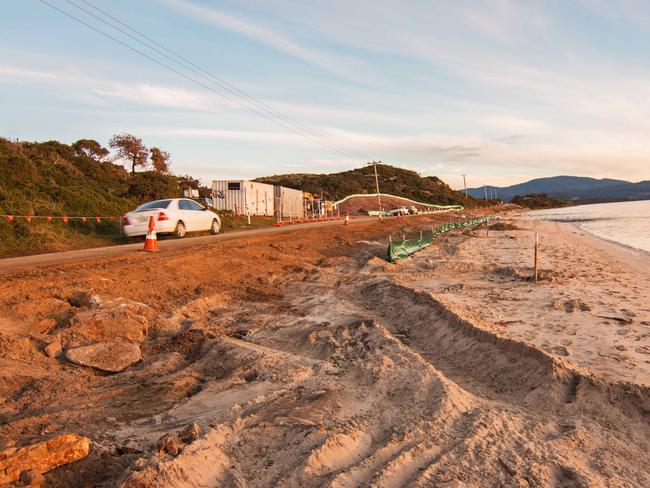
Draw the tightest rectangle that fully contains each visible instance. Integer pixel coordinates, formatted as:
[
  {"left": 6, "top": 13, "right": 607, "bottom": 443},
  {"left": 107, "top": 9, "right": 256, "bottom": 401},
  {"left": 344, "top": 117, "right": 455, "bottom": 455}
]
[{"left": 467, "top": 176, "right": 650, "bottom": 203}]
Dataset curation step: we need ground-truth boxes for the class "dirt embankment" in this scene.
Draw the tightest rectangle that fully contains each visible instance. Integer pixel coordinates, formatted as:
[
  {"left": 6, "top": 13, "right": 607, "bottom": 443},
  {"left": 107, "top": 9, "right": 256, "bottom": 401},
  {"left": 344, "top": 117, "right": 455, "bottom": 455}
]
[{"left": 0, "top": 206, "right": 648, "bottom": 487}]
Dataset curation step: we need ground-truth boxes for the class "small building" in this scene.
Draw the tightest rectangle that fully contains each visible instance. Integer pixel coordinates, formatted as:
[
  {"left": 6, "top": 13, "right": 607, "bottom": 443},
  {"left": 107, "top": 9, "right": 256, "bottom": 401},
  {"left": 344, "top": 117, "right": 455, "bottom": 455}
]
[
  {"left": 275, "top": 186, "right": 305, "bottom": 219},
  {"left": 211, "top": 180, "right": 274, "bottom": 216}
]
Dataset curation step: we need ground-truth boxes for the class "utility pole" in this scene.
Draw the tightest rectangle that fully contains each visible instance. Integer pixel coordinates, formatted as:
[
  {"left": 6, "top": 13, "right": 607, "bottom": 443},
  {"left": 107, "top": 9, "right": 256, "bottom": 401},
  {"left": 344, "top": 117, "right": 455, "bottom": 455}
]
[
  {"left": 484, "top": 186, "right": 488, "bottom": 201},
  {"left": 371, "top": 161, "right": 381, "bottom": 209},
  {"left": 462, "top": 174, "right": 468, "bottom": 199}
]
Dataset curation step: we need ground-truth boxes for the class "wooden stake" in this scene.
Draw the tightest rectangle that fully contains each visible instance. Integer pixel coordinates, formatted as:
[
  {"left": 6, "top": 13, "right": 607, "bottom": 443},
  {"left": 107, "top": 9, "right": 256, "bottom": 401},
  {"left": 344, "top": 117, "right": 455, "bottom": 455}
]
[
  {"left": 534, "top": 232, "right": 539, "bottom": 282},
  {"left": 486, "top": 216, "right": 489, "bottom": 237}
]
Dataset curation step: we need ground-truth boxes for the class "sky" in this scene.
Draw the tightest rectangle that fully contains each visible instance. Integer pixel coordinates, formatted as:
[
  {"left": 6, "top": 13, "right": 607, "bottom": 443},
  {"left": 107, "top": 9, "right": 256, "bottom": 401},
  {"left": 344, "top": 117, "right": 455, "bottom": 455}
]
[{"left": 2, "top": 0, "right": 650, "bottom": 189}]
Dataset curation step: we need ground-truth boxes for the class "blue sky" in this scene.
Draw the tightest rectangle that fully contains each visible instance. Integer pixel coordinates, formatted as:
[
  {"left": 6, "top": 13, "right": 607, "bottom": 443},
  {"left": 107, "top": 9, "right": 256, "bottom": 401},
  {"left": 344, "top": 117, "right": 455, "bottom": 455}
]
[{"left": 2, "top": 0, "right": 650, "bottom": 189}]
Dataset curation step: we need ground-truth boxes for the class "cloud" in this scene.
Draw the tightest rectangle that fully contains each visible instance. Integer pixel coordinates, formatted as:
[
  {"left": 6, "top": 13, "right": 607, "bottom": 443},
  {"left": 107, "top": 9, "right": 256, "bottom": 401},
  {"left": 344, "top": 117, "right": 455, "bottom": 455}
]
[
  {"left": 135, "top": 126, "right": 312, "bottom": 145},
  {"left": 576, "top": 0, "right": 650, "bottom": 28},
  {"left": 161, "top": 0, "right": 369, "bottom": 82},
  {"left": 6, "top": 1, "right": 650, "bottom": 187},
  {"left": 93, "top": 83, "right": 218, "bottom": 110}
]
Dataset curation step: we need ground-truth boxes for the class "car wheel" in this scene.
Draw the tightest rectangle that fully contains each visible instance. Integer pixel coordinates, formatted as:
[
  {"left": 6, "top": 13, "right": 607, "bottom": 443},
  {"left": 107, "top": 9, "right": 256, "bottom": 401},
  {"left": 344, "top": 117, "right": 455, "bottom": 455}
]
[
  {"left": 210, "top": 219, "right": 221, "bottom": 235},
  {"left": 174, "top": 221, "right": 186, "bottom": 238}
]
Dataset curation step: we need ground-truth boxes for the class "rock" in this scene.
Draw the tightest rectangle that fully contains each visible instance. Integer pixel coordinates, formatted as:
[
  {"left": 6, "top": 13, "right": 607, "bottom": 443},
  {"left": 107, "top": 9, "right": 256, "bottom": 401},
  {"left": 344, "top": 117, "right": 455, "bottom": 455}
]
[
  {"left": 0, "top": 433, "right": 15, "bottom": 451},
  {"left": 178, "top": 423, "right": 200, "bottom": 443},
  {"left": 0, "top": 434, "right": 90, "bottom": 485},
  {"left": 157, "top": 434, "right": 180, "bottom": 456},
  {"left": 66, "top": 342, "right": 141, "bottom": 373},
  {"left": 64, "top": 298, "right": 153, "bottom": 347},
  {"left": 119, "top": 474, "right": 150, "bottom": 488},
  {"left": 68, "top": 291, "right": 101, "bottom": 309},
  {"left": 116, "top": 439, "right": 143, "bottom": 455},
  {"left": 19, "top": 469, "right": 46, "bottom": 486},
  {"left": 44, "top": 340, "right": 62, "bottom": 359}
]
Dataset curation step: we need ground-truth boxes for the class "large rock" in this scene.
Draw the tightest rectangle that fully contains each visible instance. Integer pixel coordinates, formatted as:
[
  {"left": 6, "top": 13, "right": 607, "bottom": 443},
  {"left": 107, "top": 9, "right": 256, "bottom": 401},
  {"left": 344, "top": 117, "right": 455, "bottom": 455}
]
[
  {"left": 63, "top": 297, "right": 154, "bottom": 348},
  {"left": 0, "top": 434, "right": 90, "bottom": 484},
  {"left": 66, "top": 342, "right": 142, "bottom": 373}
]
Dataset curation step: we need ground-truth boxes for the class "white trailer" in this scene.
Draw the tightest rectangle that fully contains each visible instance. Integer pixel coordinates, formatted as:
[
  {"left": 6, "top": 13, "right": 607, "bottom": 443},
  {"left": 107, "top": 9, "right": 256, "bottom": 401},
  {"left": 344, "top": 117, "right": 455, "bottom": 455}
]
[
  {"left": 211, "top": 180, "right": 274, "bottom": 216},
  {"left": 274, "top": 186, "right": 305, "bottom": 219}
]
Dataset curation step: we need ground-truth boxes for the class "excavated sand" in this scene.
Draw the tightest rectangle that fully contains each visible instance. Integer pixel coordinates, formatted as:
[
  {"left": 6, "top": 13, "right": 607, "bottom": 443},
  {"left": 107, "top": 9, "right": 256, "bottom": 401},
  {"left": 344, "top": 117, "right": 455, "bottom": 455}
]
[{"left": 0, "top": 209, "right": 648, "bottom": 487}]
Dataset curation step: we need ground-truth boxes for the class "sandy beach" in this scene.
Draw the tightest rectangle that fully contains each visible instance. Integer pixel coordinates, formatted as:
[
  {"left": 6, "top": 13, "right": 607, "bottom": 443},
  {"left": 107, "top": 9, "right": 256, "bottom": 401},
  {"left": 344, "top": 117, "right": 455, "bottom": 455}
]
[
  {"left": 400, "top": 215, "right": 650, "bottom": 387},
  {"left": 1, "top": 210, "right": 648, "bottom": 487}
]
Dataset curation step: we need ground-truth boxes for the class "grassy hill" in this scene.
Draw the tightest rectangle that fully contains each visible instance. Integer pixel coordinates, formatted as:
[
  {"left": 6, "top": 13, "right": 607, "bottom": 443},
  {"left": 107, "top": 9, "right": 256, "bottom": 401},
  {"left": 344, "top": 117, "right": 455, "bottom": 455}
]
[
  {"left": 0, "top": 137, "right": 178, "bottom": 256},
  {"left": 255, "top": 163, "right": 477, "bottom": 207}
]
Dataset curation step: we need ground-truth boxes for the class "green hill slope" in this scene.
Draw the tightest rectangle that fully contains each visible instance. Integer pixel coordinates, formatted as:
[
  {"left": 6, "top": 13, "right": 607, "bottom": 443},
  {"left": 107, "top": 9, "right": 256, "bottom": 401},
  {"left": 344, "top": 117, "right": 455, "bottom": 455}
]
[
  {"left": 0, "top": 138, "right": 178, "bottom": 256},
  {"left": 255, "top": 163, "right": 476, "bottom": 206}
]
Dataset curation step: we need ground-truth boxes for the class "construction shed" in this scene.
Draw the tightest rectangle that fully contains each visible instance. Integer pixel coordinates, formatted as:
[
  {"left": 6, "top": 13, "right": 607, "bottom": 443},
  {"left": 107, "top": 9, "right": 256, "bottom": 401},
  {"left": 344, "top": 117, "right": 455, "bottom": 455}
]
[
  {"left": 274, "top": 186, "right": 305, "bottom": 219},
  {"left": 211, "top": 180, "right": 274, "bottom": 216}
]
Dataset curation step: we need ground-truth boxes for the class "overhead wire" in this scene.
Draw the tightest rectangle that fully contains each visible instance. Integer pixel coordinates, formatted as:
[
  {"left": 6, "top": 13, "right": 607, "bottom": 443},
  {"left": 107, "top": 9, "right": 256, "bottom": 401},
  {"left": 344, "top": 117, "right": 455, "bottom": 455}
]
[
  {"left": 38, "top": 0, "right": 374, "bottom": 163},
  {"left": 73, "top": 0, "right": 373, "bottom": 162}
]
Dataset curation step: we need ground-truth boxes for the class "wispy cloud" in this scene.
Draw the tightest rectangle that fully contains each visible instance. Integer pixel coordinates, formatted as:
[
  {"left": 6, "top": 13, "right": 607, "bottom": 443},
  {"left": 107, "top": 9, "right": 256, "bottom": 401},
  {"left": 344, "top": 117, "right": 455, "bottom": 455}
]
[
  {"left": 161, "top": 0, "right": 369, "bottom": 82},
  {"left": 6, "top": 1, "right": 650, "bottom": 186}
]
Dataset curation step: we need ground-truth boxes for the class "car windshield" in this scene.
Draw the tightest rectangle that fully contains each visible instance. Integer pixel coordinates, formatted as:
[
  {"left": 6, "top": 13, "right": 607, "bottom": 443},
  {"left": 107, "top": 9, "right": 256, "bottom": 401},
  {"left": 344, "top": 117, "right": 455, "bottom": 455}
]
[{"left": 135, "top": 200, "right": 172, "bottom": 212}]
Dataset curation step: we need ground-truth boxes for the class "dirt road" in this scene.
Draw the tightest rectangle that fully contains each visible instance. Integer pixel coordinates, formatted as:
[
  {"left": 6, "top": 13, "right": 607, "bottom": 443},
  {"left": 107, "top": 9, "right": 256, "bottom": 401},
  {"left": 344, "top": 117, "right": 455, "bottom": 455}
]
[
  {"left": 1, "top": 207, "right": 648, "bottom": 487},
  {"left": 0, "top": 215, "right": 378, "bottom": 275}
]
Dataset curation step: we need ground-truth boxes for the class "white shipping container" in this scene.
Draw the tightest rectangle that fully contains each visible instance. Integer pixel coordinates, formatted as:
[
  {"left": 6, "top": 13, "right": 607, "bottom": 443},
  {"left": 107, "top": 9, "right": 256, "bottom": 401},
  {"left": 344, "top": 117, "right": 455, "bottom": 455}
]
[
  {"left": 275, "top": 186, "right": 305, "bottom": 219},
  {"left": 212, "top": 180, "right": 275, "bottom": 216}
]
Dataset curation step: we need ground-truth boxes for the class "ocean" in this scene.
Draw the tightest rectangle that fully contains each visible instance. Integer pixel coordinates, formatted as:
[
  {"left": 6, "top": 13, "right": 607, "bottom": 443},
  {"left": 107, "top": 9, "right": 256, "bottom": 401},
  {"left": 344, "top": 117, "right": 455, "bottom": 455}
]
[{"left": 529, "top": 200, "right": 650, "bottom": 254}]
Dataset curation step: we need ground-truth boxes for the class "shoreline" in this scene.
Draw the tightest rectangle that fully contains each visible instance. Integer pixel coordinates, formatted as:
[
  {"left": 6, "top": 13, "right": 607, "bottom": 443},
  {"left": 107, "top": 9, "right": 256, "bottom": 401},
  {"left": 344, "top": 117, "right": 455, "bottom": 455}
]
[
  {"left": 525, "top": 199, "right": 650, "bottom": 258},
  {"left": 528, "top": 214, "right": 650, "bottom": 259},
  {"left": 396, "top": 215, "right": 650, "bottom": 387}
]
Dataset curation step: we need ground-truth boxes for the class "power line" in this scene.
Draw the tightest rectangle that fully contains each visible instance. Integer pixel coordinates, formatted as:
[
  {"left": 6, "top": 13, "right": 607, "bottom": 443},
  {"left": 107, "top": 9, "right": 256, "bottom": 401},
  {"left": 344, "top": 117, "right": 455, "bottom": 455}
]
[
  {"left": 71, "top": 0, "right": 372, "bottom": 162},
  {"left": 39, "top": 0, "right": 371, "bottom": 163}
]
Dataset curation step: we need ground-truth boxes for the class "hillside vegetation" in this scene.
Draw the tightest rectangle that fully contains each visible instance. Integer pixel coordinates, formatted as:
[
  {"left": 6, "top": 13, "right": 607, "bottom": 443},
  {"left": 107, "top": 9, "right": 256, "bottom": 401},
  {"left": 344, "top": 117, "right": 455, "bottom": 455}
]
[
  {"left": 511, "top": 193, "right": 571, "bottom": 209},
  {"left": 0, "top": 137, "right": 178, "bottom": 256},
  {"left": 255, "top": 163, "right": 476, "bottom": 207}
]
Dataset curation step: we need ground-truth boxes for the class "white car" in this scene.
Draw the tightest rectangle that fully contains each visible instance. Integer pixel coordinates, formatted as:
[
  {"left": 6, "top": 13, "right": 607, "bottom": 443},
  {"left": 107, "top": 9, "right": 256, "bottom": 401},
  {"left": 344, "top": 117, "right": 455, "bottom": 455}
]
[{"left": 121, "top": 198, "right": 221, "bottom": 238}]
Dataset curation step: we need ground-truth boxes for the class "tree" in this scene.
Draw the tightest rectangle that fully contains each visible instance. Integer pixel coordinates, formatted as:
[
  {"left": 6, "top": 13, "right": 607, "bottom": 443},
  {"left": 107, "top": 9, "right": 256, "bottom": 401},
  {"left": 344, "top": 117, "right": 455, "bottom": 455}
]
[
  {"left": 150, "top": 147, "right": 171, "bottom": 174},
  {"left": 109, "top": 133, "right": 148, "bottom": 174},
  {"left": 72, "top": 139, "right": 109, "bottom": 161}
]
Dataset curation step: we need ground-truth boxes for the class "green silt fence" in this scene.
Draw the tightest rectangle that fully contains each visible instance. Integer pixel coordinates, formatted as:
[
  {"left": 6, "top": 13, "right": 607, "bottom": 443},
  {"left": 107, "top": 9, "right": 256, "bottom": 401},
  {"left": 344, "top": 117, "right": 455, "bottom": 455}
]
[
  {"left": 388, "top": 235, "right": 434, "bottom": 262},
  {"left": 387, "top": 217, "right": 488, "bottom": 263}
]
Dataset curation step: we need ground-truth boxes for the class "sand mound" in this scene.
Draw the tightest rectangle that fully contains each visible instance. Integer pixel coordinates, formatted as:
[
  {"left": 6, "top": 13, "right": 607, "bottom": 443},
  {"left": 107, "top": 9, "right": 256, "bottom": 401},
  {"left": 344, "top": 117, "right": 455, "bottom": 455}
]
[{"left": 489, "top": 221, "right": 521, "bottom": 231}]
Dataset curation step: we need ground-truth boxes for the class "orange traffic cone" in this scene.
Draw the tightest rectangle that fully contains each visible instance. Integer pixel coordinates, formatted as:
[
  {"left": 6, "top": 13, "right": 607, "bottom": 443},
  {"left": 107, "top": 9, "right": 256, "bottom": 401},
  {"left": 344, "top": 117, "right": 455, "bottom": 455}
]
[
  {"left": 143, "top": 216, "right": 158, "bottom": 252},
  {"left": 344, "top": 213, "right": 349, "bottom": 225}
]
